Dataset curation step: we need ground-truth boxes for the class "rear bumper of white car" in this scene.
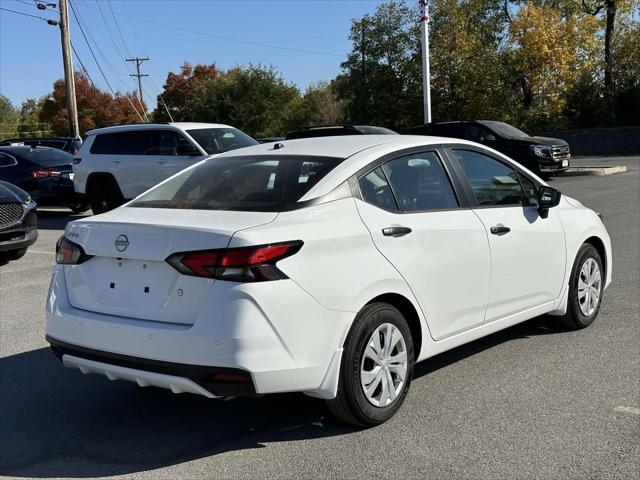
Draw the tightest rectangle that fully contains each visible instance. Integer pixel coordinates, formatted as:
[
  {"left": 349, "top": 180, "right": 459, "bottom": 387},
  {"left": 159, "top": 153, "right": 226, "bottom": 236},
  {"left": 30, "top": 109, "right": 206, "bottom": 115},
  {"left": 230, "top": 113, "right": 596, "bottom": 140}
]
[{"left": 46, "top": 265, "right": 352, "bottom": 398}]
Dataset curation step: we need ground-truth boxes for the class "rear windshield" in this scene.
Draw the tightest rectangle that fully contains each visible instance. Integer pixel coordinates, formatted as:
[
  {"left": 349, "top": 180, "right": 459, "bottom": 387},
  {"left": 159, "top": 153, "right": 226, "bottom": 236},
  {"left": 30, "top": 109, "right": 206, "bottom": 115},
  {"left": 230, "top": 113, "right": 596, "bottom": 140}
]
[
  {"left": 9, "top": 148, "right": 73, "bottom": 165},
  {"left": 186, "top": 128, "right": 258, "bottom": 155},
  {"left": 130, "top": 155, "right": 342, "bottom": 211}
]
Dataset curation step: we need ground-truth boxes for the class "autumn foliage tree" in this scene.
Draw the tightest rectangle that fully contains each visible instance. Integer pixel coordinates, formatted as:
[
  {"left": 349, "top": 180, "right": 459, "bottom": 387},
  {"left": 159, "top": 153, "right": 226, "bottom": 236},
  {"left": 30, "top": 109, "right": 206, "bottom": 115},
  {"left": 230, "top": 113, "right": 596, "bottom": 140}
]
[{"left": 40, "top": 73, "right": 144, "bottom": 136}]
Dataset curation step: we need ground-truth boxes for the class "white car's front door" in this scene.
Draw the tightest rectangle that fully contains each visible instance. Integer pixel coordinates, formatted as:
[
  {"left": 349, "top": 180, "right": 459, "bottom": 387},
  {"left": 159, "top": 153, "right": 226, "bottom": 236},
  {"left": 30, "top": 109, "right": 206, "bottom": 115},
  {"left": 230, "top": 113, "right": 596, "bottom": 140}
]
[
  {"left": 449, "top": 148, "right": 566, "bottom": 322},
  {"left": 354, "top": 150, "right": 491, "bottom": 341}
]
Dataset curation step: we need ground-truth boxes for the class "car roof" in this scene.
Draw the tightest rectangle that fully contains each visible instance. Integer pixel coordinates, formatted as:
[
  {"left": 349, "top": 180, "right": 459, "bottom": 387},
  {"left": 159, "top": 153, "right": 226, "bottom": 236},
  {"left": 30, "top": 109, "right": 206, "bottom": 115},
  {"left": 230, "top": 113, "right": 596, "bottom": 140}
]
[
  {"left": 217, "top": 134, "right": 477, "bottom": 160},
  {"left": 0, "top": 145, "right": 59, "bottom": 153},
  {"left": 85, "top": 122, "right": 234, "bottom": 135},
  {"left": 0, "top": 136, "right": 76, "bottom": 142}
]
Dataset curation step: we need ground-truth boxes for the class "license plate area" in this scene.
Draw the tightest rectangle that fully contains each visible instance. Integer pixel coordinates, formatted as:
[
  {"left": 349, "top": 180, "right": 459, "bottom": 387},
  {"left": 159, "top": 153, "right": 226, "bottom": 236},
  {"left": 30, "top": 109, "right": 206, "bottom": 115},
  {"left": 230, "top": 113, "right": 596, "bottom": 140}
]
[
  {"left": 562, "top": 160, "right": 569, "bottom": 167},
  {"left": 65, "top": 256, "right": 209, "bottom": 324}
]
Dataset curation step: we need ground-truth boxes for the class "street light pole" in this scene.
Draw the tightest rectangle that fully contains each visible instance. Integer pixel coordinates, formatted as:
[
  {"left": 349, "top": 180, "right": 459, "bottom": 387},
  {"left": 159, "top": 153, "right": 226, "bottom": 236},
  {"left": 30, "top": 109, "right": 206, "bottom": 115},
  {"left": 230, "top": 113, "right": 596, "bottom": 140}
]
[{"left": 420, "top": 0, "right": 432, "bottom": 124}]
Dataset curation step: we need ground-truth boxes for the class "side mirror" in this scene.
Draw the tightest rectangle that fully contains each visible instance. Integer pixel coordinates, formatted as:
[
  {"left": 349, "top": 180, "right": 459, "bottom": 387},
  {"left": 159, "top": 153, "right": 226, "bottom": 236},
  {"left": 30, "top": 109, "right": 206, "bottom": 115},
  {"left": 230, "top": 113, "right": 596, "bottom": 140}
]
[{"left": 538, "top": 185, "right": 561, "bottom": 218}]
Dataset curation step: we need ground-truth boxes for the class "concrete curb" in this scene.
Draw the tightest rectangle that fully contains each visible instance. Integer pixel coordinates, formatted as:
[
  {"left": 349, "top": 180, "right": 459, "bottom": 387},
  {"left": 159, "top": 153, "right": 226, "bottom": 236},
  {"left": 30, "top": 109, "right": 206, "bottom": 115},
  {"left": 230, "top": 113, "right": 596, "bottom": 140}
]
[{"left": 557, "top": 166, "right": 628, "bottom": 177}]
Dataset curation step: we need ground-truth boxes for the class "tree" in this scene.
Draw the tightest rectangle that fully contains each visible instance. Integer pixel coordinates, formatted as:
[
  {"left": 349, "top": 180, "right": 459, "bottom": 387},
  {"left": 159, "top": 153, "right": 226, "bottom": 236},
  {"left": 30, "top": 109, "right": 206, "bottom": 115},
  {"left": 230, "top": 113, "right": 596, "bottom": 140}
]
[
  {"left": 0, "top": 94, "right": 19, "bottom": 140},
  {"left": 507, "top": 3, "right": 599, "bottom": 129},
  {"left": 40, "top": 73, "right": 144, "bottom": 136},
  {"left": 152, "top": 63, "right": 219, "bottom": 122},
  {"left": 285, "top": 82, "right": 344, "bottom": 131},
  {"left": 577, "top": 0, "right": 638, "bottom": 90},
  {"left": 428, "top": 0, "right": 512, "bottom": 122},
  {"left": 153, "top": 64, "right": 306, "bottom": 137},
  {"left": 335, "top": 0, "right": 421, "bottom": 131}
]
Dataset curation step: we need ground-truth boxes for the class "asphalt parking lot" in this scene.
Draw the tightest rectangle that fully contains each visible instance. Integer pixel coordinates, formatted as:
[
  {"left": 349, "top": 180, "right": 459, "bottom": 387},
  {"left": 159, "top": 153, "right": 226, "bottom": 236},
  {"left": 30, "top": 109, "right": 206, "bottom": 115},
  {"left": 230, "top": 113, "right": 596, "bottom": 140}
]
[{"left": 1, "top": 156, "right": 638, "bottom": 480}]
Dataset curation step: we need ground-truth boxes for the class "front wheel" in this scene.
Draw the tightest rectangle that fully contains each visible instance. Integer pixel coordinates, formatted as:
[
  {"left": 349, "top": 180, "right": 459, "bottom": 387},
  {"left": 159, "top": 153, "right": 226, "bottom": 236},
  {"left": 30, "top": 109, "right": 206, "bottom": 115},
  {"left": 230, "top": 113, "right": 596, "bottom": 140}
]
[
  {"left": 559, "top": 244, "right": 604, "bottom": 330},
  {"left": 327, "top": 302, "right": 414, "bottom": 426}
]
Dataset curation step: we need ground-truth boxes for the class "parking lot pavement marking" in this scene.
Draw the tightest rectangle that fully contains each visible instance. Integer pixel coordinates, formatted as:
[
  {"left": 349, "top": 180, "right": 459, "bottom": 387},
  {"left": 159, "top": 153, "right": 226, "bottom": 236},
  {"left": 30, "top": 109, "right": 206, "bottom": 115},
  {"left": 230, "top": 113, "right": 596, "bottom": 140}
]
[
  {"left": 28, "top": 250, "right": 55, "bottom": 255},
  {"left": 614, "top": 406, "right": 640, "bottom": 415}
]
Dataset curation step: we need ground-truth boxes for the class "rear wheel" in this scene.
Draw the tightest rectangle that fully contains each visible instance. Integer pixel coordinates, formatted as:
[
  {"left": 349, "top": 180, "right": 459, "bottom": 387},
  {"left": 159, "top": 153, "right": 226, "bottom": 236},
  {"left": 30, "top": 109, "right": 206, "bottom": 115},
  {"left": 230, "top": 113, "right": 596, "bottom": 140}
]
[
  {"left": 89, "top": 181, "right": 124, "bottom": 214},
  {"left": 559, "top": 244, "right": 604, "bottom": 330},
  {"left": 68, "top": 201, "right": 90, "bottom": 214},
  {"left": 0, "top": 248, "right": 27, "bottom": 261},
  {"left": 327, "top": 302, "right": 414, "bottom": 426}
]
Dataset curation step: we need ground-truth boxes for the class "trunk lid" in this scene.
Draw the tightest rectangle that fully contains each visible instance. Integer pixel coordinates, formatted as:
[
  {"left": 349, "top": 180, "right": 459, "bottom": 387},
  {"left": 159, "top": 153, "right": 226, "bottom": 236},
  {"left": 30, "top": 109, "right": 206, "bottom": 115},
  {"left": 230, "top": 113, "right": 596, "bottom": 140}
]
[{"left": 63, "top": 207, "right": 277, "bottom": 324}]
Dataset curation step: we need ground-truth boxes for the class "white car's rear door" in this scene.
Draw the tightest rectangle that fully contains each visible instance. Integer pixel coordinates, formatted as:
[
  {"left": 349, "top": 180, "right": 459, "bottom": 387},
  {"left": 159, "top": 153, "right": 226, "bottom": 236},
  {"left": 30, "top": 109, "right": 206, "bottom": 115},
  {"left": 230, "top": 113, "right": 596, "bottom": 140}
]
[{"left": 354, "top": 150, "right": 491, "bottom": 341}]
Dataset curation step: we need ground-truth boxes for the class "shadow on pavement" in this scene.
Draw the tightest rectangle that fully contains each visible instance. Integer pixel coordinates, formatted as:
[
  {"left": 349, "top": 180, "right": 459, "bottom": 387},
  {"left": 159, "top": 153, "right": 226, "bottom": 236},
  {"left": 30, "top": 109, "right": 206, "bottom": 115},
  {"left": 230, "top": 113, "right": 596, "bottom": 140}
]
[
  {"left": 0, "top": 317, "right": 566, "bottom": 478},
  {"left": 36, "top": 209, "right": 90, "bottom": 231}
]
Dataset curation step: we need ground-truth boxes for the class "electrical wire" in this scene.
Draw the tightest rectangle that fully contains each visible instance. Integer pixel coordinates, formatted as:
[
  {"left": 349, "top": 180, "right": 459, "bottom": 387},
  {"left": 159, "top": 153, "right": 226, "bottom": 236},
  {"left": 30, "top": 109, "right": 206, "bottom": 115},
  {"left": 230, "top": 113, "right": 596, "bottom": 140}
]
[
  {"left": 107, "top": 0, "right": 131, "bottom": 58},
  {"left": 82, "top": 3, "right": 343, "bottom": 58},
  {"left": 70, "top": 41, "right": 96, "bottom": 88},
  {"left": 116, "top": 0, "right": 173, "bottom": 121},
  {"left": 0, "top": 6, "right": 54, "bottom": 23},
  {"left": 90, "top": 0, "right": 148, "bottom": 120},
  {"left": 67, "top": 0, "right": 144, "bottom": 122}
]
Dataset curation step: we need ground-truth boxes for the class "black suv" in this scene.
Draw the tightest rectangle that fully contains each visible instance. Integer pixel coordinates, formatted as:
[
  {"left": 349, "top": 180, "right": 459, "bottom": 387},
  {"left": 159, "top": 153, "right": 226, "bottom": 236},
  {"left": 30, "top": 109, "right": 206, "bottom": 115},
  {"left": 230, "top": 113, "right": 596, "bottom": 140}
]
[
  {"left": 412, "top": 120, "right": 570, "bottom": 177},
  {"left": 0, "top": 137, "right": 82, "bottom": 155},
  {"left": 285, "top": 125, "right": 397, "bottom": 140}
]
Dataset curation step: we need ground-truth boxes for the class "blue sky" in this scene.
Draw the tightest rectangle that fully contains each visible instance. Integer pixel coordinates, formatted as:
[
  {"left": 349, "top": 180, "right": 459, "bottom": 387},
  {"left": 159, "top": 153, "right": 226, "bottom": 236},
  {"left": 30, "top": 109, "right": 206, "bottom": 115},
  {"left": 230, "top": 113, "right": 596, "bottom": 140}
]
[{"left": 0, "top": 0, "right": 388, "bottom": 108}]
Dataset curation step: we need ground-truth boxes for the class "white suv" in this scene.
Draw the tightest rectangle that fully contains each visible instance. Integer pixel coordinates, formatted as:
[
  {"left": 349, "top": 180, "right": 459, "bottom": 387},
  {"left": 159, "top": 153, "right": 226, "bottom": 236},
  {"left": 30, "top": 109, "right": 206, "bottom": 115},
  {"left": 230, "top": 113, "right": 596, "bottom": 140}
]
[{"left": 73, "top": 122, "right": 257, "bottom": 213}]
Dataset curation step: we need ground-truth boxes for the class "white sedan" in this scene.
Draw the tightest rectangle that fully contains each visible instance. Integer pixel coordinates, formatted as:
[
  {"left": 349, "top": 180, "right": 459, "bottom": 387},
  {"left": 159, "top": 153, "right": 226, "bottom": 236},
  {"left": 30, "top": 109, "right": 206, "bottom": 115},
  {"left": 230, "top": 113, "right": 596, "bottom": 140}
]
[{"left": 46, "top": 135, "right": 612, "bottom": 426}]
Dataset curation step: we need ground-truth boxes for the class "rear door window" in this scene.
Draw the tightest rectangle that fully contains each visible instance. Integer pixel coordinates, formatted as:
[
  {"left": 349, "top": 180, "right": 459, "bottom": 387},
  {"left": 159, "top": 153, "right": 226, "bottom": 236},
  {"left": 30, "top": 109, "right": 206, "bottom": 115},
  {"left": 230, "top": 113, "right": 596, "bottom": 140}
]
[
  {"left": 358, "top": 167, "right": 398, "bottom": 211},
  {"left": 90, "top": 130, "right": 188, "bottom": 155},
  {"left": 0, "top": 153, "right": 18, "bottom": 167},
  {"left": 383, "top": 152, "right": 458, "bottom": 211},
  {"left": 130, "top": 155, "right": 342, "bottom": 211}
]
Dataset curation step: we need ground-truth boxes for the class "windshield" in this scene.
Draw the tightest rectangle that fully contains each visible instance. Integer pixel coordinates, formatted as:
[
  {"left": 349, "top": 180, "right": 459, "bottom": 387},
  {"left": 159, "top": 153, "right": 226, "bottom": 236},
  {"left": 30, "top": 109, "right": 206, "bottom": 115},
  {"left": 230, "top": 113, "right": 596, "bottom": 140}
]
[
  {"left": 130, "top": 155, "right": 342, "bottom": 212},
  {"left": 11, "top": 147, "right": 73, "bottom": 165},
  {"left": 186, "top": 128, "right": 258, "bottom": 155},
  {"left": 478, "top": 121, "right": 529, "bottom": 140}
]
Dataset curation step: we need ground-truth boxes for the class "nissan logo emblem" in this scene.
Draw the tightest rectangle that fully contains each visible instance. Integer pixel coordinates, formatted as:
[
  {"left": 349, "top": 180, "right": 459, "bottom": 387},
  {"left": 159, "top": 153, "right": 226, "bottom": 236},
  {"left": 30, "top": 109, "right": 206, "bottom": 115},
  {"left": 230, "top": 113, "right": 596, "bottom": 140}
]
[{"left": 115, "top": 234, "right": 129, "bottom": 252}]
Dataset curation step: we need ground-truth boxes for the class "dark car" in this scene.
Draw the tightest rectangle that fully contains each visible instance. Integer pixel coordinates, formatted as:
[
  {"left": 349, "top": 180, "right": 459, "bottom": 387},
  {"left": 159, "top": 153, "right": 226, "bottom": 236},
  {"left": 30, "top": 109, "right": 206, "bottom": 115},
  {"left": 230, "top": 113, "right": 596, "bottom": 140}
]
[
  {"left": 412, "top": 120, "right": 570, "bottom": 177},
  {"left": 285, "top": 125, "right": 397, "bottom": 140},
  {"left": 0, "top": 180, "right": 37, "bottom": 262},
  {"left": 0, "top": 137, "right": 82, "bottom": 155},
  {"left": 0, "top": 146, "right": 88, "bottom": 213}
]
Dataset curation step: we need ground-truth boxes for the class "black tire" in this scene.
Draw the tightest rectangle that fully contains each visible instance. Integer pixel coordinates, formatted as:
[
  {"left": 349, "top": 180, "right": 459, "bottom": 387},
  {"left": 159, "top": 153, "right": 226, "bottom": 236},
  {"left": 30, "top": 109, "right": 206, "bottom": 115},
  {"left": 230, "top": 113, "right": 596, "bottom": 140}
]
[
  {"left": 558, "top": 244, "right": 604, "bottom": 330},
  {"left": 0, "top": 248, "right": 27, "bottom": 261},
  {"left": 327, "top": 302, "right": 415, "bottom": 427},
  {"left": 89, "top": 181, "right": 124, "bottom": 214},
  {"left": 68, "top": 202, "right": 90, "bottom": 214}
]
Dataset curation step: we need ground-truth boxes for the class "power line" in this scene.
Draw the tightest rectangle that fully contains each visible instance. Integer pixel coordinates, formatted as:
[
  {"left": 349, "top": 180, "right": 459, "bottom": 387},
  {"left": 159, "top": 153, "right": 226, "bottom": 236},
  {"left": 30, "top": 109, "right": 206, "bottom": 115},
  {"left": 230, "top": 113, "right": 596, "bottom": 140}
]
[
  {"left": 115, "top": 0, "right": 173, "bottom": 121},
  {"left": 70, "top": 41, "right": 96, "bottom": 88},
  {"left": 107, "top": 0, "right": 131, "bottom": 58},
  {"left": 82, "top": 3, "right": 343, "bottom": 58},
  {"left": 67, "top": 0, "right": 144, "bottom": 122},
  {"left": 0, "top": 5, "right": 57, "bottom": 24}
]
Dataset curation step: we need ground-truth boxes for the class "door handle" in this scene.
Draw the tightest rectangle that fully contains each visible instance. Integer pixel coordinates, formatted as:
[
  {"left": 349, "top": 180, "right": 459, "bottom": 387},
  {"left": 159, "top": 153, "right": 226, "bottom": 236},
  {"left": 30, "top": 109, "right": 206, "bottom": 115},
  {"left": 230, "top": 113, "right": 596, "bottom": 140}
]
[
  {"left": 157, "top": 160, "right": 168, "bottom": 165},
  {"left": 113, "top": 160, "right": 121, "bottom": 165},
  {"left": 382, "top": 226, "right": 412, "bottom": 237},
  {"left": 490, "top": 225, "right": 511, "bottom": 236}
]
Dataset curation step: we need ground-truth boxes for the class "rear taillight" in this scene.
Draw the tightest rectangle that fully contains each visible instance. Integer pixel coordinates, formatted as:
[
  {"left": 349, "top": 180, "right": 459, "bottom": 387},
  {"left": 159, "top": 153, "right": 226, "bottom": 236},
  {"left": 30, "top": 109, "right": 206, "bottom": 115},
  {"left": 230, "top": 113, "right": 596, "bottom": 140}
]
[
  {"left": 32, "top": 169, "right": 61, "bottom": 179},
  {"left": 56, "top": 236, "right": 92, "bottom": 264},
  {"left": 72, "top": 157, "right": 82, "bottom": 164},
  {"left": 166, "top": 241, "right": 303, "bottom": 282}
]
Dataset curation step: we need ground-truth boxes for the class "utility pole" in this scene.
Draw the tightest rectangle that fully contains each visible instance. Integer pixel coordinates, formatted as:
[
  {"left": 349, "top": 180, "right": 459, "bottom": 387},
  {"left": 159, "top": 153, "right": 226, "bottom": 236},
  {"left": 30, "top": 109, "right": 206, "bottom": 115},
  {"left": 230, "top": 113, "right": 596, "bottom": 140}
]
[
  {"left": 126, "top": 57, "right": 149, "bottom": 115},
  {"left": 58, "top": 0, "right": 80, "bottom": 139},
  {"left": 419, "top": 0, "right": 432, "bottom": 124}
]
